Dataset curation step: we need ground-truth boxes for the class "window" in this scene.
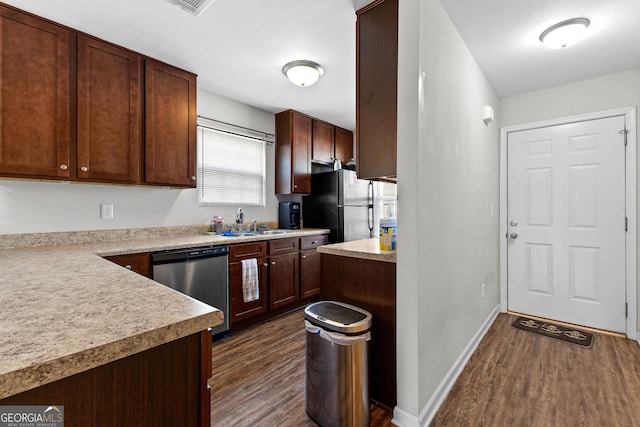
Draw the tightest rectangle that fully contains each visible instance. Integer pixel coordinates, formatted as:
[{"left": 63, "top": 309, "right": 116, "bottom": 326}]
[{"left": 197, "top": 125, "right": 266, "bottom": 206}]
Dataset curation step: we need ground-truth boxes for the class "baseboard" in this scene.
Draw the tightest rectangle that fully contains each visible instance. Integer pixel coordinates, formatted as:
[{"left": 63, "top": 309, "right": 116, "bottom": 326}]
[
  {"left": 392, "top": 304, "right": 500, "bottom": 427},
  {"left": 392, "top": 406, "right": 418, "bottom": 427}
]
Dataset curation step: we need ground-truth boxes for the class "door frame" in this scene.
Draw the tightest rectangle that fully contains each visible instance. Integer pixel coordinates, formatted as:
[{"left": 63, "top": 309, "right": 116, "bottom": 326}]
[{"left": 499, "top": 107, "right": 637, "bottom": 339}]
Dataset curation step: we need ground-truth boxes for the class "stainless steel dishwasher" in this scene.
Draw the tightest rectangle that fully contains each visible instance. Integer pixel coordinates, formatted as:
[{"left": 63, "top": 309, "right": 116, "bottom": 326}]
[{"left": 152, "top": 245, "right": 229, "bottom": 335}]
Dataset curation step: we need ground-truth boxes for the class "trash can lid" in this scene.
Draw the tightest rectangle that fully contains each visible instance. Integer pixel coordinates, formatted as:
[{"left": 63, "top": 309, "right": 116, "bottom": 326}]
[{"left": 304, "top": 301, "right": 372, "bottom": 334}]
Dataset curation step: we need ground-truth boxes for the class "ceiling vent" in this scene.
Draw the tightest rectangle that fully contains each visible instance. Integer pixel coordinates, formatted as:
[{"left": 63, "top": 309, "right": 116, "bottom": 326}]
[{"left": 165, "top": 0, "right": 216, "bottom": 16}]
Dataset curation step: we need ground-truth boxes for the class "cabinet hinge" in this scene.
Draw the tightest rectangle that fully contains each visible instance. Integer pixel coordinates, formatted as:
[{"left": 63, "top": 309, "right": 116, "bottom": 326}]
[{"left": 620, "top": 129, "right": 629, "bottom": 146}]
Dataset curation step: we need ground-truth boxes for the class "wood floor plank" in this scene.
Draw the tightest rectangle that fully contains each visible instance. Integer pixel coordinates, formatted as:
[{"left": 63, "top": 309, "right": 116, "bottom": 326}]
[
  {"left": 209, "top": 308, "right": 392, "bottom": 426},
  {"left": 209, "top": 310, "right": 640, "bottom": 426},
  {"left": 431, "top": 313, "right": 640, "bottom": 426}
]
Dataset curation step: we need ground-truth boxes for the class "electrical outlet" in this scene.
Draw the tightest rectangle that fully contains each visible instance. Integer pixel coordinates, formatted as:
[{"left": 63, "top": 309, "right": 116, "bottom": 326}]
[
  {"left": 100, "top": 203, "right": 114, "bottom": 219},
  {"left": 481, "top": 283, "right": 486, "bottom": 299}
]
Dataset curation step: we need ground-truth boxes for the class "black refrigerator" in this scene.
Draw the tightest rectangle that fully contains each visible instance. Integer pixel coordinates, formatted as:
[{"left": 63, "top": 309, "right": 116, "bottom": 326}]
[{"left": 302, "top": 169, "right": 378, "bottom": 243}]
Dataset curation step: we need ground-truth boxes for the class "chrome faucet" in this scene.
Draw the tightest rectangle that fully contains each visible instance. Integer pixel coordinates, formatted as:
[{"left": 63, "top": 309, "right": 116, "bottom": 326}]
[{"left": 235, "top": 208, "right": 244, "bottom": 231}]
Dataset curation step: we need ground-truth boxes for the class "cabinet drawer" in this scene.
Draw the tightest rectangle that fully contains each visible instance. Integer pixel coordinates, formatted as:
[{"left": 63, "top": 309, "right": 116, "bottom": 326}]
[
  {"left": 105, "top": 253, "right": 151, "bottom": 278},
  {"left": 268, "top": 237, "right": 299, "bottom": 255},
  {"left": 229, "top": 242, "right": 267, "bottom": 261},
  {"left": 301, "top": 234, "right": 328, "bottom": 250}
]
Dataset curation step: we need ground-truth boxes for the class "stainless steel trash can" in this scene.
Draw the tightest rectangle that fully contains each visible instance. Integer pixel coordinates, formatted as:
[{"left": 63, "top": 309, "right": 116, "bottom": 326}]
[{"left": 305, "top": 301, "right": 372, "bottom": 427}]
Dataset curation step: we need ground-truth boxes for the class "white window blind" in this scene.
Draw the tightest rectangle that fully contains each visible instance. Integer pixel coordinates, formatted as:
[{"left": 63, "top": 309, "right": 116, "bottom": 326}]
[{"left": 197, "top": 126, "right": 266, "bottom": 206}]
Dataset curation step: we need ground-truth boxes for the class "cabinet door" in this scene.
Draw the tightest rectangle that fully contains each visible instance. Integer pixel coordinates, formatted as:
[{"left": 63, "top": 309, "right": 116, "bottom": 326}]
[
  {"left": 291, "top": 112, "right": 311, "bottom": 193},
  {"left": 229, "top": 257, "right": 268, "bottom": 324},
  {"left": 300, "top": 249, "right": 322, "bottom": 299},
  {"left": 77, "top": 36, "right": 142, "bottom": 183},
  {"left": 0, "top": 6, "right": 70, "bottom": 178},
  {"left": 301, "top": 234, "right": 329, "bottom": 251},
  {"left": 269, "top": 252, "right": 300, "bottom": 309},
  {"left": 145, "top": 59, "right": 196, "bottom": 187},
  {"left": 311, "top": 119, "right": 334, "bottom": 164},
  {"left": 334, "top": 127, "right": 354, "bottom": 164},
  {"left": 356, "top": 0, "right": 398, "bottom": 179},
  {"left": 268, "top": 237, "right": 299, "bottom": 255},
  {"left": 105, "top": 253, "right": 151, "bottom": 278}
]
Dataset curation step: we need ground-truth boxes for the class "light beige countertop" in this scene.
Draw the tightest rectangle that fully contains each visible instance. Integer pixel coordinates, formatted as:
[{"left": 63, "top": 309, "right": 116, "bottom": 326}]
[
  {"left": 318, "top": 238, "right": 397, "bottom": 263},
  {"left": 0, "top": 227, "right": 328, "bottom": 400}
]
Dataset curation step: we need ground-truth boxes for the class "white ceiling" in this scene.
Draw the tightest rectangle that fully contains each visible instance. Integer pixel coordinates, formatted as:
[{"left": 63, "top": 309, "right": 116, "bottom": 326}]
[
  {"left": 4, "top": 0, "right": 640, "bottom": 131},
  {"left": 440, "top": 0, "right": 640, "bottom": 98}
]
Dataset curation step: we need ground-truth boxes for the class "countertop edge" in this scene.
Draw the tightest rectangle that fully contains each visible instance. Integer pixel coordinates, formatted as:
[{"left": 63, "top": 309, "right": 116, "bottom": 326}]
[
  {"left": 318, "top": 238, "right": 397, "bottom": 263},
  {"left": 0, "top": 310, "right": 223, "bottom": 400}
]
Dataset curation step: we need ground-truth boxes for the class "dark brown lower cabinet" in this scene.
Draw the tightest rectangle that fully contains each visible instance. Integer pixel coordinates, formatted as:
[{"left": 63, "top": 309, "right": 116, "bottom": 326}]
[
  {"left": 321, "top": 253, "right": 397, "bottom": 410},
  {"left": 104, "top": 252, "right": 151, "bottom": 278},
  {"left": 300, "top": 248, "right": 322, "bottom": 298},
  {"left": 0, "top": 331, "right": 212, "bottom": 427},
  {"left": 227, "top": 235, "right": 326, "bottom": 332},
  {"left": 228, "top": 241, "right": 269, "bottom": 325},
  {"left": 229, "top": 256, "right": 269, "bottom": 323},
  {"left": 269, "top": 251, "right": 300, "bottom": 309}
]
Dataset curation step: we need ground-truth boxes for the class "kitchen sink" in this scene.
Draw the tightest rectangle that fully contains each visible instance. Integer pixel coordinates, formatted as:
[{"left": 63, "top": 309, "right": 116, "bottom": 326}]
[
  {"left": 220, "top": 230, "right": 294, "bottom": 237},
  {"left": 258, "top": 230, "right": 293, "bottom": 235}
]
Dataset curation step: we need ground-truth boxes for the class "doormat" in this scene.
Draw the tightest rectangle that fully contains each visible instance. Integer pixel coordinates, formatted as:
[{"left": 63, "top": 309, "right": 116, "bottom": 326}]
[{"left": 511, "top": 317, "right": 594, "bottom": 348}]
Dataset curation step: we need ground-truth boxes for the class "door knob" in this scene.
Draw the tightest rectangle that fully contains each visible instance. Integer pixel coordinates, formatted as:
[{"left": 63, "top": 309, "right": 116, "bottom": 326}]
[{"left": 509, "top": 232, "right": 518, "bottom": 239}]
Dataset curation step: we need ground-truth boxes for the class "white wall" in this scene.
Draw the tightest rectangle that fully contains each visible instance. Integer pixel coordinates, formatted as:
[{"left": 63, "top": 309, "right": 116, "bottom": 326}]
[
  {"left": 499, "top": 68, "right": 640, "bottom": 333},
  {"left": 0, "top": 90, "right": 278, "bottom": 235},
  {"left": 395, "top": 0, "right": 500, "bottom": 423},
  {"left": 500, "top": 68, "right": 640, "bottom": 130}
]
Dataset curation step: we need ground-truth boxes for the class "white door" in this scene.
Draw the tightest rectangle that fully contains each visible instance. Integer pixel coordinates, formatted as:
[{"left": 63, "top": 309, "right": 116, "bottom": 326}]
[{"left": 507, "top": 116, "right": 627, "bottom": 332}]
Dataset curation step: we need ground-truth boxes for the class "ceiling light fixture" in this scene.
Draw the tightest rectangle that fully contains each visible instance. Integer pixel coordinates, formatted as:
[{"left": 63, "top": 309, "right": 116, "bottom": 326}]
[
  {"left": 282, "top": 60, "right": 324, "bottom": 87},
  {"left": 539, "top": 18, "right": 590, "bottom": 49}
]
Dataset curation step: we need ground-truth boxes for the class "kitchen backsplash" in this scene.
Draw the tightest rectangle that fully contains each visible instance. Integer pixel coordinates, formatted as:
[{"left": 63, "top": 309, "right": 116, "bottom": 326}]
[{"left": 0, "top": 222, "right": 279, "bottom": 250}]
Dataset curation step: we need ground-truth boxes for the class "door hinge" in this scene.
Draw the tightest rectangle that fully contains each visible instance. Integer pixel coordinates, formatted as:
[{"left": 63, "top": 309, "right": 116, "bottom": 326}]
[
  {"left": 620, "top": 129, "right": 629, "bottom": 146},
  {"left": 625, "top": 216, "right": 628, "bottom": 232},
  {"left": 626, "top": 302, "right": 628, "bottom": 318}
]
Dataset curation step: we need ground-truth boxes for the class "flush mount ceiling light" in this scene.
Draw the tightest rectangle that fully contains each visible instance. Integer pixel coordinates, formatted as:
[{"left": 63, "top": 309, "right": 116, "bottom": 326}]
[
  {"left": 282, "top": 60, "right": 324, "bottom": 87},
  {"left": 539, "top": 18, "right": 590, "bottom": 49}
]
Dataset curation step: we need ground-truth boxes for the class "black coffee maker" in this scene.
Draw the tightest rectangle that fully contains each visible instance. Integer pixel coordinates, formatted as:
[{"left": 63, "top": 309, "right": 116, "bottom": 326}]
[{"left": 278, "top": 202, "right": 301, "bottom": 229}]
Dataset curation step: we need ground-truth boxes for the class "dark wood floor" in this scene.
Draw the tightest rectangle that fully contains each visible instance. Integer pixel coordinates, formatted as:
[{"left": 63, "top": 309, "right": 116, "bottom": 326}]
[
  {"left": 431, "top": 313, "right": 640, "bottom": 426},
  {"left": 210, "top": 308, "right": 393, "bottom": 426},
  {"left": 210, "top": 310, "right": 640, "bottom": 427}
]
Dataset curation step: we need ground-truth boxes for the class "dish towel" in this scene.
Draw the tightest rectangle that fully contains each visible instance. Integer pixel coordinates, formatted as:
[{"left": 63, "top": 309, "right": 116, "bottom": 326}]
[{"left": 241, "top": 258, "right": 259, "bottom": 303}]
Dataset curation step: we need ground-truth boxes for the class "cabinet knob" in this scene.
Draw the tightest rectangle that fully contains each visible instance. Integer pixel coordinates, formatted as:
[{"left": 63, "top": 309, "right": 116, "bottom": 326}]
[
  {"left": 59, "top": 164, "right": 68, "bottom": 171},
  {"left": 302, "top": 255, "right": 307, "bottom": 259},
  {"left": 80, "top": 166, "right": 88, "bottom": 172},
  {"left": 263, "top": 263, "right": 268, "bottom": 267},
  {"left": 191, "top": 176, "right": 196, "bottom": 181},
  {"left": 124, "top": 264, "right": 132, "bottom": 270},
  {"left": 312, "top": 241, "right": 318, "bottom": 245},
  {"left": 271, "top": 261, "right": 276, "bottom": 265},
  {"left": 294, "top": 185, "right": 298, "bottom": 189}
]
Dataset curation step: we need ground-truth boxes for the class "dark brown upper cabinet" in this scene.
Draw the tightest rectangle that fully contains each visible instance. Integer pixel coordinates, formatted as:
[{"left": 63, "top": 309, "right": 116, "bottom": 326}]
[
  {"left": 0, "top": 3, "right": 196, "bottom": 187},
  {"left": 0, "top": 5, "right": 71, "bottom": 179},
  {"left": 356, "top": 0, "right": 398, "bottom": 180},
  {"left": 275, "top": 109, "right": 312, "bottom": 194},
  {"left": 144, "top": 59, "right": 197, "bottom": 187},
  {"left": 77, "top": 35, "right": 142, "bottom": 183},
  {"left": 311, "top": 120, "right": 354, "bottom": 165},
  {"left": 311, "top": 119, "right": 335, "bottom": 164},
  {"left": 334, "top": 126, "right": 354, "bottom": 164}
]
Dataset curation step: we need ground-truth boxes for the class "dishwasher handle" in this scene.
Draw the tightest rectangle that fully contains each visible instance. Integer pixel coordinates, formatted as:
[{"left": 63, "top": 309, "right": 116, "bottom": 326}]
[{"left": 151, "top": 245, "right": 229, "bottom": 264}]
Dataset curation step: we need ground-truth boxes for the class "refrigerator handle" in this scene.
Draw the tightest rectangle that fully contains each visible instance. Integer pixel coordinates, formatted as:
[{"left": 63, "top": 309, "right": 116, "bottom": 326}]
[{"left": 367, "top": 181, "right": 374, "bottom": 234}]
